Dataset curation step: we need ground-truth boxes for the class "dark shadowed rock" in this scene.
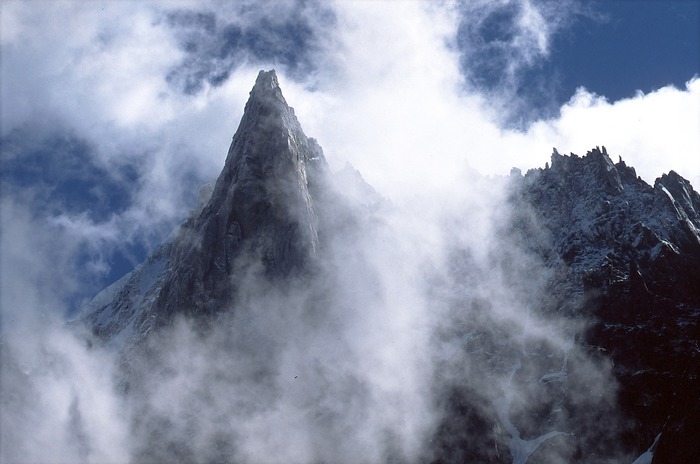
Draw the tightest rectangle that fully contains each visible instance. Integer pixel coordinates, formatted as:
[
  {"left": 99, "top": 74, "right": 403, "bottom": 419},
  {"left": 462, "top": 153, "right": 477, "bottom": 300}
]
[
  {"left": 151, "top": 70, "right": 329, "bottom": 324},
  {"left": 83, "top": 70, "right": 334, "bottom": 343},
  {"left": 513, "top": 148, "right": 700, "bottom": 463}
]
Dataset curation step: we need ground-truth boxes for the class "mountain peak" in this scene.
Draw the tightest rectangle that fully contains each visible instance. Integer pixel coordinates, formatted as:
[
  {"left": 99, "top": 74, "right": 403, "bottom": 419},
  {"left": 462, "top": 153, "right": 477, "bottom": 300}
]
[
  {"left": 160, "top": 69, "right": 329, "bottom": 316},
  {"left": 546, "top": 146, "right": 623, "bottom": 194},
  {"left": 83, "top": 70, "right": 331, "bottom": 335},
  {"left": 245, "top": 69, "right": 288, "bottom": 111},
  {"left": 251, "top": 69, "right": 282, "bottom": 97}
]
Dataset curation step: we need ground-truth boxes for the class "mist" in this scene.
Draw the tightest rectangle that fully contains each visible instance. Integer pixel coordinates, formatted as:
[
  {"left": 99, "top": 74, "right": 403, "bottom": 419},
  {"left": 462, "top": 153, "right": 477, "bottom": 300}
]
[{"left": 1, "top": 152, "right": 631, "bottom": 463}]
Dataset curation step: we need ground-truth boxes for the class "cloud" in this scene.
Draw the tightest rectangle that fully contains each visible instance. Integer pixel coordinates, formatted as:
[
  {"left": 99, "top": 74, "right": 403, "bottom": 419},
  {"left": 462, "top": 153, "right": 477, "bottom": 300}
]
[
  {"left": 455, "top": 0, "right": 563, "bottom": 87},
  {"left": 451, "top": 0, "right": 592, "bottom": 121},
  {"left": 164, "top": 0, "right": 335, "bottom": 94},
  {"left": 532, "top": 79, "right": 700, "bottom": 189},
  {"left": 280, "top": 1, "right": 699, "bottom": 201},
  {"left": 0, "top": 197, "right": 81, "bottom": 329},
  {"left": 1, "top": 326, "right": 131, "bottom": 463}
]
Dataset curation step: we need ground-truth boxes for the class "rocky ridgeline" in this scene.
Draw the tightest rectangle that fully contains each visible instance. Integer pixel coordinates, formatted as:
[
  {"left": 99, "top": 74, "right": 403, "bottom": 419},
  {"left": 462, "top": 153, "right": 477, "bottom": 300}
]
[
  {"left": 515, "top": 147, "right": 699, "bottom": 293},
  {"left": 511, "top": 147, "right": 700, "bottom": 462},
  {"left": 84, "top": 71, "right": 339, "bottom": 344}
]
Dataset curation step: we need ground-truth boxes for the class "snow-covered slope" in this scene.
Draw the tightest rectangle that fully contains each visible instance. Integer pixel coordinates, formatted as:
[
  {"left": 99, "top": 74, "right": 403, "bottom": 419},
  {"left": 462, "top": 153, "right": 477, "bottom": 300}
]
[{"left": 81, "top": 241, "right": 171, "bottom": 348}]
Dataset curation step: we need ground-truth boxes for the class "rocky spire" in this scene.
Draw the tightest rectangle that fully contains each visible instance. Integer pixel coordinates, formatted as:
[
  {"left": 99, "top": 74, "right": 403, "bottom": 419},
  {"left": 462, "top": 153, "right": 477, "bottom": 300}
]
[{"left": 147, "top": 69, "right": 329, "bottom": 325}]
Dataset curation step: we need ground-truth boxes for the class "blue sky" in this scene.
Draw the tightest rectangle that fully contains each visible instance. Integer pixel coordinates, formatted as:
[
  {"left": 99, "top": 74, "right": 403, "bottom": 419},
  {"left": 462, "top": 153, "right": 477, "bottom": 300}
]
[
  {"left": 458, "top": 0, "right": 699, "bottom": 123},
  {"left": 553, "top": 1, "right": 698, "bottom": 102},
  {"left": 1, "top": 0, "right": 699, "bottom": 321}
]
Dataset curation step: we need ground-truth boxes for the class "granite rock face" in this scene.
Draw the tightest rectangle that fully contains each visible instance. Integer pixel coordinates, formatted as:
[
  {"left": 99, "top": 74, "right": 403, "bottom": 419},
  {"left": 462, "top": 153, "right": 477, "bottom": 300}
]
[
  {"left": 152, "top": 70, "right": 328, "bottom": 322},
  {"left": 512, "top": 147, "right": 700, "bottom": 463},
  {"left": 84, "top": 70, "right": 335, "bottom": 344}
]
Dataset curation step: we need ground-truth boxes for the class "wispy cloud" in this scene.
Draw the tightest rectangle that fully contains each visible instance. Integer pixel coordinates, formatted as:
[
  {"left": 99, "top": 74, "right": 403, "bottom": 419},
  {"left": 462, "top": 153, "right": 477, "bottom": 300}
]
[{"left": 164, "top": 0, "right": 335, "bottom": 94}]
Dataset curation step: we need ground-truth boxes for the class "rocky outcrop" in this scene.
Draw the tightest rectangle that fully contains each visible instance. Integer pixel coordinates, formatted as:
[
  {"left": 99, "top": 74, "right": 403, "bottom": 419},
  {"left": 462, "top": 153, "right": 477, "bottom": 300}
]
[
  {"left": 150, "top": 70, "right": 329, "bottom": 323},
  {"left": 84, "top": 70, "right": 334, "bottom": 343},
  {"left": 513, "top": 147, "right": 700, "bottom": 462}
]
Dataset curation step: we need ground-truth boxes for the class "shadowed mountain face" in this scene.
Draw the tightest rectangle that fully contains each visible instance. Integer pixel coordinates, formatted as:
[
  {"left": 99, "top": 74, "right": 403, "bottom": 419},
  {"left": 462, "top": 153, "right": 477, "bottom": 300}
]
[
  {"left": 84, "top": 71, "right": 336, "bottom": 342},
  {"left": 507, "top": 148, "right": 700, "bottom": 462},
  {"left": 522, "top": 149, "right": 700, "bottom": 463},
  {"left": 79, "top": 72, "right": 699, "bottom": 463},
  {"left": 152, "top": 70, "right": 329, "bottom": 322}
]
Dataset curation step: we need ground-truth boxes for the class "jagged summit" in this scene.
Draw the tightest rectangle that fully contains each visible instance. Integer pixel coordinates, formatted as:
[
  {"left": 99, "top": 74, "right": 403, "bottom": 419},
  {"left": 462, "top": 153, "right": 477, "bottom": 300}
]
[
  {"left": 253, "top": 68, "right": 280, "bottom": 89},
  {"left": 546, "top": 146, "right": 623, "bottom": 194},
  {"left": 155, "top": 69, "right": 329, "bottom": 319},
  {"left": 77, "top": 70, "right": 700, "bottom": 461},
  {"left": 510, "top": 146, "right": 700, "bottom": 462},
  {"left": 248, "top": 69, "right": 285, "bottom": 104},
  {"left": 83, "top": 70, "right": 331, "bottom": 342},
  {"left": 521, "top": 147, "right": 699, "bottom": 274}
]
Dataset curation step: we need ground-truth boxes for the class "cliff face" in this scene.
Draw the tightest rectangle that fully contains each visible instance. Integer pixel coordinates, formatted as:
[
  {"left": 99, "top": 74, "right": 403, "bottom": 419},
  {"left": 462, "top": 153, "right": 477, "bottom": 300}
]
[
  {"left": 152, "top": 70, "right": 328, "bottom": 322},
  {"left": 512, "top": 147, "right": 700, "bottom": 462},
  {"left": 84, "top": 70, "right": 335, "bottom": 344}
]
